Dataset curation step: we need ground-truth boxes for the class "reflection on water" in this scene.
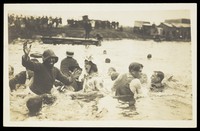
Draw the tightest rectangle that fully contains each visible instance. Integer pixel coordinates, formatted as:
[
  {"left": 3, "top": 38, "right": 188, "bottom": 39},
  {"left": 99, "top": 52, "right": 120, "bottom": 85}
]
[{"left": 8, "top": 39, "right": 192, "bottom": 85}]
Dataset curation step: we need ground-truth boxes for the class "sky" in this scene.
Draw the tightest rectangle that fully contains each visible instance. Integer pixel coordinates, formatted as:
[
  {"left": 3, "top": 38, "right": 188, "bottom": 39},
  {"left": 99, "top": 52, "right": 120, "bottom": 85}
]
[{"left": 4, "top": 3, "right": 195, "bottom": 27}]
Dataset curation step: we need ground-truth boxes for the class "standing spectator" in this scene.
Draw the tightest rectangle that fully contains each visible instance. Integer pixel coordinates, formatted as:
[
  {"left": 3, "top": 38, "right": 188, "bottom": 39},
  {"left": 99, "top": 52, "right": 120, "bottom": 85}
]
[{"left": 84, "top": 21, "right": 92, "bottom": 39}]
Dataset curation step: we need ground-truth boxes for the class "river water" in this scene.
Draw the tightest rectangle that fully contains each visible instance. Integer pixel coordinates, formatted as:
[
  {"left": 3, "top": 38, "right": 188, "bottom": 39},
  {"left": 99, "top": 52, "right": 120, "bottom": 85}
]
[
  {"left": 8, "top": 38, "right": 192, "bottom": 85},
  {"left": 5, "top": 38, "right": 195, "bottom": 126}
]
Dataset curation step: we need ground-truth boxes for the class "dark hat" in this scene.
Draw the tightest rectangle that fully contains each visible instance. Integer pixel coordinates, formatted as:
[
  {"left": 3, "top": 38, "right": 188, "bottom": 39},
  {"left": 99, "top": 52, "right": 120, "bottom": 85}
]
[
  {"left": 26, "top": 96, "right": 42, "bottom": 116},
  {"left": 66, "top": 51, "right": 74, "bottom": 57},
  {"left": 42, "top": 49, "right": 58, "bottom": 63}
]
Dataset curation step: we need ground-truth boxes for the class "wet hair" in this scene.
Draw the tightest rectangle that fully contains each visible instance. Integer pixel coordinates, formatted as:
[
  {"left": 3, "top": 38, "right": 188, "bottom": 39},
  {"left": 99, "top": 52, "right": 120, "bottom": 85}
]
[
  {"left": 90, "top": 62, "right": 98, "bottom": 73},
  {"left": 86, "top": 61, "right": 98, "bottom": 74},
  {"left": 154, "top": 71, "right": 165, "bottom": 82},
  {"left": 105, "top": 58, "right": 111, "bottom": 63},
  {"left": 129, "top": 62, "right": 143, "bottom": 72},
  {"left": 147, "top": 54, "right": 152, "bottom": 59},
  {"left": 26, "top": 96, "right": 42, "bottom": 116}
]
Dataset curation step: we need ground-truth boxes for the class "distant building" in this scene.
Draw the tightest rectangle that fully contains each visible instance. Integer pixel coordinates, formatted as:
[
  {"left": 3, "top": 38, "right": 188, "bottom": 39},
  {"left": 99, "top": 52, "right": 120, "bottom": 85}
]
[
  {"left": 164, "top": 18, "right": 190, "bottom": 24},
  {"left": 133, "top": 21, "right": 151, "bottom": 34},
  {"left": 134, "top": 21, "right": 151, "bottom": 28},
  {"left": 132, "top": 18, "right": 190, "bottom": 41},
  {"left": 158, "top": 18, "right": 191, "bottom": 41}
]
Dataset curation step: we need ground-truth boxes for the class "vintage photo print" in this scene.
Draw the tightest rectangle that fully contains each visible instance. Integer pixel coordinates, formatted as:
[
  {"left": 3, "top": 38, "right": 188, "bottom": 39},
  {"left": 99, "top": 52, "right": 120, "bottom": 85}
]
[{"left": 4, "top": 3, "right": 197, "bottom": 127}]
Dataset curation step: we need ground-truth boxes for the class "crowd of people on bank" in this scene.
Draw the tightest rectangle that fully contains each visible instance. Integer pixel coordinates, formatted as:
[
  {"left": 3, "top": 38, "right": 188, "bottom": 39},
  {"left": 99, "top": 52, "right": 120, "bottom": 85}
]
[
  {"left": 8, "top": 14, "right": 62, "bottom": 30},
  {"left": 9, "top": 41, "right": 165, "bottom": 116}
]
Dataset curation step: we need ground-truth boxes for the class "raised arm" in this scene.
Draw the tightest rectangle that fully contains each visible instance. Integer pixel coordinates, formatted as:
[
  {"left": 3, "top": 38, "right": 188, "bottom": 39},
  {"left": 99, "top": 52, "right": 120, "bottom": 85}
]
[
  {"left": 23, "top": 40, "right": 32, "bottom": 60},
  {"left": 22, "top": 41, "right": 41, "bottom": 71}
]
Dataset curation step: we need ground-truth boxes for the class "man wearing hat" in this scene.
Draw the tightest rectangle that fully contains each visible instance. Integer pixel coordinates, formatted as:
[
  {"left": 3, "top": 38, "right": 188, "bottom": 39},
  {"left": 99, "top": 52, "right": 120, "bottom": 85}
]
[
  {"left": 60, "top": 50, "right": 83, "bottom": 91},
  {"left": 60, "top": 50, "right": 80, "bottom": 77},
  {"left": 22, "top": 42, "right": 80, "bottom": 95}
]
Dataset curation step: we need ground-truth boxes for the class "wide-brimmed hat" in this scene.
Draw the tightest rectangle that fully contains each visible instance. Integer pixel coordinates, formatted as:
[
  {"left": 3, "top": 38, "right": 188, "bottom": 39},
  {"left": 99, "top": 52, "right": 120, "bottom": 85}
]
[
  {"left": 66, "top": 51, "right": 74, "bottom": 57},
  {"left": 42, "top": 49, "right": 58, "bottom": 63}
]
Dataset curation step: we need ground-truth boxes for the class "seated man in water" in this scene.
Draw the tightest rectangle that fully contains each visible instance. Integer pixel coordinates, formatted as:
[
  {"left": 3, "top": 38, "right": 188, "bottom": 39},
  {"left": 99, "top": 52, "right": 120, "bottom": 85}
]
[
  {"left": 111, "top": 62, "right": 144, "bottom": 110},
  {"left": 60, "top": 50, "right": 80, "bottom": 77},
  {"left": 9, "top": 59, "right": 39, "bottom": 92},
  {"left": 59, "top": 50, "right": 83, "bottom": 92},
  {"left": 150, "top": 71, "right": 165, "bottom": 92}
]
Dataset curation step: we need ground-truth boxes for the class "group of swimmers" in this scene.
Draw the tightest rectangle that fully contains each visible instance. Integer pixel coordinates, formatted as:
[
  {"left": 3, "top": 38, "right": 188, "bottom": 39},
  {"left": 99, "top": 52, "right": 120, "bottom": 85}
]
[{"left": 9, "top": 41, "right": 165, "bottom": 116}]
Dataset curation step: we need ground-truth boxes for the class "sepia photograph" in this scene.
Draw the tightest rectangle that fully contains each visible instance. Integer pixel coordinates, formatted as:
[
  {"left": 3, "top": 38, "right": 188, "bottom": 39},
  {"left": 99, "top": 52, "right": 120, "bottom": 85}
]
[{"left": 3, "top": 3, "right": 197, "bottom": 127}]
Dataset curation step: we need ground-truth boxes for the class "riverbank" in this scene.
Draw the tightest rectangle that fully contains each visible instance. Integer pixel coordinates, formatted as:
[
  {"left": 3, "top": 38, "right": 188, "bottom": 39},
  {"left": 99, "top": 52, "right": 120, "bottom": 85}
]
[
  {"left": 8, "top": 25, "right": 191, "bottom": 44},
  {"left": 8, "top": 26, "right": 138, "bottom": 43}
]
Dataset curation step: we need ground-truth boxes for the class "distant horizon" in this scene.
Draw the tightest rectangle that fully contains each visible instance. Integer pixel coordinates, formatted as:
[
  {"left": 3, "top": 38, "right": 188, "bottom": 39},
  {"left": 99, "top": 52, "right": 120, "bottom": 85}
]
[{"left": 5, "top": 4, "right": 193, "bottom": 27}]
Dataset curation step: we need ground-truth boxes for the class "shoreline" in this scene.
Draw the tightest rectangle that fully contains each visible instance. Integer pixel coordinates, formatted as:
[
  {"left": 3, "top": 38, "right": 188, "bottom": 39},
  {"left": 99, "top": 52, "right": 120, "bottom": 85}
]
[{"left": 8, "top": 26, "right": 191, "bottom": 44}]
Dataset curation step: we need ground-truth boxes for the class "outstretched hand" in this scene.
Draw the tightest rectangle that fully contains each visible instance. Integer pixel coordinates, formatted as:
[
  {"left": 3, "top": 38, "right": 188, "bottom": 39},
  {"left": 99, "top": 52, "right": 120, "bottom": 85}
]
[
  {"left": 71, "top": 68, "right": 82, "bottom": 79},
  {"left": 23, "top": 41, "right": 32, "bottom": 56}
]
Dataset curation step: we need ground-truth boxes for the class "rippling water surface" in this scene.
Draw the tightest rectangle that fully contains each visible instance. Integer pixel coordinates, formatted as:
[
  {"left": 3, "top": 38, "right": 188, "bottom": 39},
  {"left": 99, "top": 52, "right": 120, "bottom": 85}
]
[
  {"left": 6, "top": 39, "right": 195, "bottom": 122},
  {"left": 8, "top": 39, "right": 192, "bottom": 85}
]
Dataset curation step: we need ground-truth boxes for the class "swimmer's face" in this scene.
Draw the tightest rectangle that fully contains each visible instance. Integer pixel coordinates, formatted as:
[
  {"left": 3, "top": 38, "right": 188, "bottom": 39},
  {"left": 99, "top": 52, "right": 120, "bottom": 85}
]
[
  {"left": 84, "top": 60, "right": 91, "bottom": 74},
  {"left": 45, "top": 57, "right": 56, "bottom": 68},
  {"left": 130, "top": 68, "right": 142, "bottom": 78},
  {"left": 151, "top": 72, "right": 160, "bottom": 83}
]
